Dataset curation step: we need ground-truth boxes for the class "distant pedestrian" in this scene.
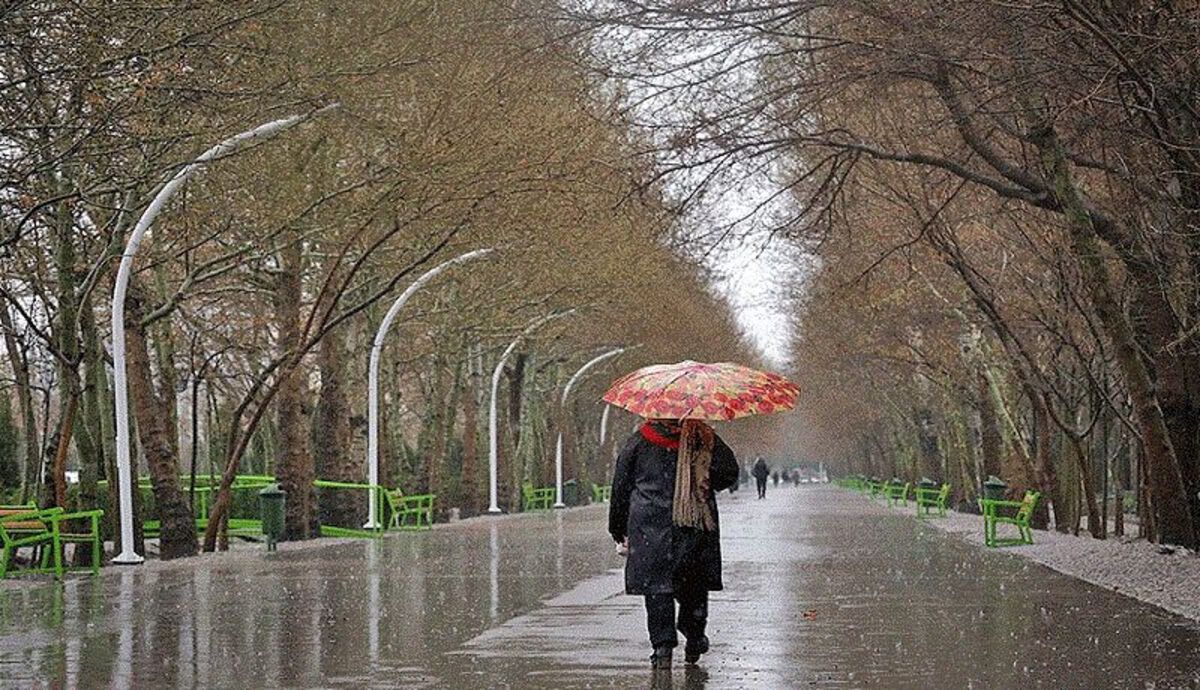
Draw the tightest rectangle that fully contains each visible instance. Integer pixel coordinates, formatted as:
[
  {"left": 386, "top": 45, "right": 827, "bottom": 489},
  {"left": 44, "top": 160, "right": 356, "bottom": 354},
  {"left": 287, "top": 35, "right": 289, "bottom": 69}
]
[
  {"left": 609, "top": 418, "right": 740, "bottom": 669},
  {"left": 752, "top": 457, "right": 770, "bottom": 499},
  {"left": 792, "top": 470, "right": 800, "bottom": 487},
  {"left": 771, "top": 470, "right": 780, "bottom": 486}
]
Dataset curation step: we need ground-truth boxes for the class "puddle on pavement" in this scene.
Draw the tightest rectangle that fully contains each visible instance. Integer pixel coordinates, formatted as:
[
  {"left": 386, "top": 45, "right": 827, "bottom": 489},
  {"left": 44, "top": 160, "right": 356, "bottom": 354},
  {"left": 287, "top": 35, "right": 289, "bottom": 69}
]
[{"left": 1, "top": 489, "right": 1198, "bottom": 688}]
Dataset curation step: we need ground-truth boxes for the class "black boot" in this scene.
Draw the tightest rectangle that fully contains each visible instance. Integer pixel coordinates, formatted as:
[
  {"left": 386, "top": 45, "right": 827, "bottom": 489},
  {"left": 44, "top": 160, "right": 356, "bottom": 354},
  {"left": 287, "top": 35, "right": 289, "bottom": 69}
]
[
  {"left": 684, "top": 635, "right": 709, "bottom": 664},
  {"left": 650, "top": 646, "right": 673, "bottom": 669}
]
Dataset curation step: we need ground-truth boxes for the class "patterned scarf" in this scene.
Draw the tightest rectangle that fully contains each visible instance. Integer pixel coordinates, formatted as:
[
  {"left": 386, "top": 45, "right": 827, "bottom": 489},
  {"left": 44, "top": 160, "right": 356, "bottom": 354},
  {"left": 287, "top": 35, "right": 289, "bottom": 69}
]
[{"left": 641, "top": 419, "right": 716, "bottom": 531}]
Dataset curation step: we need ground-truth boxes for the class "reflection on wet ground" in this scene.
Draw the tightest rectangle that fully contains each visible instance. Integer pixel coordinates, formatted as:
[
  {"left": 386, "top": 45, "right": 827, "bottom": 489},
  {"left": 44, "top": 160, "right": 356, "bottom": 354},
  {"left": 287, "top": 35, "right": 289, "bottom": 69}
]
[{"left": 1, "top": 487, "right": 1198, "bottom": 688}]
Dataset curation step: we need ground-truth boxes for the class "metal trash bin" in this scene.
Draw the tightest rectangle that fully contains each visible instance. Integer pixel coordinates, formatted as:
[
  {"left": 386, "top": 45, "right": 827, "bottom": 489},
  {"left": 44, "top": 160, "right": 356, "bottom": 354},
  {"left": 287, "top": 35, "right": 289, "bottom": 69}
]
[
  {"left": 563, "top": 479, "right": 579, "bottom": 507},
  {"left": 982, "top": 476, "right": 1008, "bottom": 501},
  {"left": 259, "top": 484, "right": 286, "bottom": 552}
]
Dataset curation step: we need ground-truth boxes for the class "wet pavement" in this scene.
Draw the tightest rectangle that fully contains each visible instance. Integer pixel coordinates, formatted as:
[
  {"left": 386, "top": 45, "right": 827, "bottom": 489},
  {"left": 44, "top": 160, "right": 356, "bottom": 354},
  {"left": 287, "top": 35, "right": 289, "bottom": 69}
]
[{"left": 1, "top": 486, "right": 1199, "bottom": 688}]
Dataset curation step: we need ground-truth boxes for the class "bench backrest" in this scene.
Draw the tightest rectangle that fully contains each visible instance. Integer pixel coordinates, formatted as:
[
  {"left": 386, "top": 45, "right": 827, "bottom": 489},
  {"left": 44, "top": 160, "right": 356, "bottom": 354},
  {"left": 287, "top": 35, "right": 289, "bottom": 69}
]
[
  {"left": 1016, "top": 491, "right": 1040, "bottom": 519},
  {"left": 0, "top": 508, "right": 59, "bottom": 543},
  {"left": 385, "top": 489, "right": 403, "bottom": 509}
]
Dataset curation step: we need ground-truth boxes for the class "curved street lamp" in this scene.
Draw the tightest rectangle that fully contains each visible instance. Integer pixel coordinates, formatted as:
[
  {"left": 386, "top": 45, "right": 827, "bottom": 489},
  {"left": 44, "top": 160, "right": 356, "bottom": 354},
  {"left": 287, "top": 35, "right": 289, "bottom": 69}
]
[
  {"left": 487, "top": 309, "right": 576, "bottom": 513},
  {"left": 363, "top": 247, "right": 495, "bottom": 528},
  {"left": 554, "top": 347, "right": 626, "bottom": 508},
  {"left": 599, "top": 404, "right": 612, "bottom": 446},
  {"left": 110, "top": 105, "right": 338, "bottom": 565}
]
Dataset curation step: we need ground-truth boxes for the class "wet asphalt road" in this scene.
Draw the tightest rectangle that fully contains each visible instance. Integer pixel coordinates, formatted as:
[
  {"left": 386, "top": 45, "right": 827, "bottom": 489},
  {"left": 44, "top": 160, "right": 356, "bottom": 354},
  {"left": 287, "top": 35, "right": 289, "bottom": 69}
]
[{"left": 1, "top": 485, "right": 1198, "bottom": 688}]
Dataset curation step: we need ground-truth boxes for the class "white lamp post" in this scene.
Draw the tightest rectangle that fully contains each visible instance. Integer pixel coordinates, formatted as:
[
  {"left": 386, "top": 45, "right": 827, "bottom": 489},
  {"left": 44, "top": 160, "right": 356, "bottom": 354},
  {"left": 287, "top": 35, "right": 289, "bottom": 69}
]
[
  {"left": 110, "top": 105, "right": 337, "bottom": 564},
  {"left": 363, "top": 247, "right": 494, "bottom": 528},
  {"left": 487, "top": 309, "right": 575, "bottom": 513},
  {"left": 599, "top": 404, "right": 612, "bottom": 446},
  {"left": 554, "top": 347, "right": 625, "bottom": 508}
]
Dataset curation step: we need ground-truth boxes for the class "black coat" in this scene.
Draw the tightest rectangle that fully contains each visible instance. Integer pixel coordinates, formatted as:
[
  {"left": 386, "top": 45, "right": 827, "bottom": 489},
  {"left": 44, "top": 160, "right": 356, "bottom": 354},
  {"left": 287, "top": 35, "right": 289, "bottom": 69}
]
[
  {"left": 608, "top": 430, "right": 739, "bottom": 595},
  {"left": 752, "top": 458, "right": 770, "bottom": 480}
]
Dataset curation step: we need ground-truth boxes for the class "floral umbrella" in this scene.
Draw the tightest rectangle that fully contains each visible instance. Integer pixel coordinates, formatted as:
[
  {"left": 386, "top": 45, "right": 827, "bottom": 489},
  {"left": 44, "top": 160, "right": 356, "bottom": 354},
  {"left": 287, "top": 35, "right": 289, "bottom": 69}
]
[{"left": 602, "top": 360, "right": 799, "bottom": 421}]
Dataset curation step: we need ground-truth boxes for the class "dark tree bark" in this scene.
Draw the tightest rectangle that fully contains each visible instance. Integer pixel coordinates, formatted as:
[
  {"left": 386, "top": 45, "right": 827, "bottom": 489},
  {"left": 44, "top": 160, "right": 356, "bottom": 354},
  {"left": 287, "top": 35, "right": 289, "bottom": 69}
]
[
  {"left": 313, "top": 320, "right": 356, "bottom": 527},
  {"left": 1036, "top": 126, "right": 1196, "bottom": 548},
  {"left": 977, "top": 371, "right": 1003, "bottom": 483},
  {"left": 507, "top": 353, "right": 526, "bottom": 451},
  {"left": 125, "top": 286, "right": 198, "bottom": 559},
  {"left": 1028, "top": 392, "right": 1057, "bottom": 531},
  {"left": 913, "top": 408, "right": 942, "bottom": 483},
  {"left": 73, "top": 295, "right": 108, "bottom": 563},
  {"left": 0, "top": 305, "right": 41, "bottom": 503},
  {"left": 274, "top": 235, "right": 314, "bottom": 541},
  {"left": 460, "top": 343, "right": 481, "bottom": 515}
]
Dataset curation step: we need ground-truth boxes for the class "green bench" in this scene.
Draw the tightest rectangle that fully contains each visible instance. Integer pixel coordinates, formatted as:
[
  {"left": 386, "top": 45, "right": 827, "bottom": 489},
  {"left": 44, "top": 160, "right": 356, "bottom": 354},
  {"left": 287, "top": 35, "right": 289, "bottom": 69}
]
[
  {"left": 915, "top": 484, "right": 951, "bottom": 518},
  {"left": 868, "top": 480, "right": 886, "bottom": 499},
  {"left": 982, "top": 491, "right": 1040, "bottom": 547},
  {"left": 384, "top": 489, "right": 436, "bottom": 530},
  {"left": 143, "top": 517, "right": 263, "bottom": 539},
  {"left": 591, "top": 484, "right": 612, "bottom": 503},
  {"left": 522, "top": 483, "right": 555, "bottom": 512},
  {"left": 885, "top": 482, "right": 911, "bottom": 507},
  {"left": 1, "top": 507, "right": 104, "bottom": 578}
]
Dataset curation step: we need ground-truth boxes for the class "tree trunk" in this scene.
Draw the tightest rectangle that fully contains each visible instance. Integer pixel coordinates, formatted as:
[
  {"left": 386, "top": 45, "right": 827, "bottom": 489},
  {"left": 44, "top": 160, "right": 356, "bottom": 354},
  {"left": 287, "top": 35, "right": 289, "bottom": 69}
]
[
  {"left": 1067, "top": 434, "right": 1103, "bottom": 538},
  {"left": 49, "top": 396, "right": 75, "bottom": 508},
  {"left": 978, "top": 371, "right": 1003, "bottom": 483},
  {"left": 49, "top": 195, "right": 80, "bottom": 510},
  {"left": 507, "top": 353, "right": 526, "bottom": 452},
  {"left": 1026, "top": 391, "right": 1056, "bottom": 530},
  {"left": 1037, "top": 127, "right": 1196, "bottom": 548},
  {"left": 313, "top": 319, "right": 356, "bottom": 528},
  {"left": 460, "top": 342, "right": 481, "bottom": 516},
  {"left": 0, "top": 305, "right": 41, "bottom": 503},
  {"left": 430, "top": 357, "right": 463, "bottom": 516},
  {"left": 125, "top": 286, "right": 198, "bottom": 559},
  {"left": 73, "top": 295, "right": 108, "bottom": 564},
  {"left": 1139, "top": 298, "right": 1200, "bottom": 543},
  {"left": 274, "top": 236, "right": 314, "bottom": 541}
]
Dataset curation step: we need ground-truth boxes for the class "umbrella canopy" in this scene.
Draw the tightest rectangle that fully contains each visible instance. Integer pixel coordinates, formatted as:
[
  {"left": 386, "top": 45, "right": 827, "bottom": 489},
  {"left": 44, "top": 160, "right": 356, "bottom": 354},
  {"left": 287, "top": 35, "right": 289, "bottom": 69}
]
[{"left": 602, "top": 360, "right": 799, "bottom": 421}]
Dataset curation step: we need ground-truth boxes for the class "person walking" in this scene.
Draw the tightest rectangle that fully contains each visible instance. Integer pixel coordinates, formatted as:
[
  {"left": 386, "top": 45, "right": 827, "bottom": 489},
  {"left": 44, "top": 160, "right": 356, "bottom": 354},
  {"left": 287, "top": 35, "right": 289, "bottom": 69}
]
[
  {"left": 752, "top": 457, "right": 770, "bottom": 499},
  {"left": 609, "top": 418, "right": 740, "bottom": 670},
  {"left": 771, "top": 469, "right": 780, "bottom": 487}
]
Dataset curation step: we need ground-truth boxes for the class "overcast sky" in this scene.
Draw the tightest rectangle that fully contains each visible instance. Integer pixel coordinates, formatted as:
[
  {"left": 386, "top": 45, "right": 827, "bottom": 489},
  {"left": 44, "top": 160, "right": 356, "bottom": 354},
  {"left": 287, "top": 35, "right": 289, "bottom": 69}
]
[
  {"left": 585, "top": 14, "right": 804, "bottom": 370},
  {"left": 709, "top": 241, "right": 796, "bottom": 368}
]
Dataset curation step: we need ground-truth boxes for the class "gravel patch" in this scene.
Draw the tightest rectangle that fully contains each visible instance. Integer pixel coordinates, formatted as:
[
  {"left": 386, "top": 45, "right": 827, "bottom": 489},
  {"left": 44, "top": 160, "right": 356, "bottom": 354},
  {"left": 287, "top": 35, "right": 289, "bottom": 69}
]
[{"left": 865, "top": 491, "right": 1200, "bottom": 623}]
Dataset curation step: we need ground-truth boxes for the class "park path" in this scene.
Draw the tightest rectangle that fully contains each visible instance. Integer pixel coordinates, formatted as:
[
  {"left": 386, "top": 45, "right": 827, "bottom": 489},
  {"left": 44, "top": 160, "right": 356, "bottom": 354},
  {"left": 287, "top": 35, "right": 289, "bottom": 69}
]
[{"left": 1, "top": 485, "right": 1198, "bottom": 688}]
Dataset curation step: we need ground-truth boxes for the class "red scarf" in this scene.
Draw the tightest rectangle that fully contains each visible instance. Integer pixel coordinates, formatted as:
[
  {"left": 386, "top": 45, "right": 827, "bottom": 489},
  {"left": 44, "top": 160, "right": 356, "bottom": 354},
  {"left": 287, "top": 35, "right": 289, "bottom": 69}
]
[{"left": 640, "top": 423, "right": 680, "bottom": 450}]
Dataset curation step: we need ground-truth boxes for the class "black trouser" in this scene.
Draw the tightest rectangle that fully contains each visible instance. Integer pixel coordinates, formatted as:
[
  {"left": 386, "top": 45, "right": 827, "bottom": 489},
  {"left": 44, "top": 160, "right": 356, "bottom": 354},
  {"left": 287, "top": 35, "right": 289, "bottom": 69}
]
[
  {"left": 755, "top": 477, "right": 767, "bottom": 498},
  {"left": 644, "top": 586, "right": 708, "bottom": 650}
]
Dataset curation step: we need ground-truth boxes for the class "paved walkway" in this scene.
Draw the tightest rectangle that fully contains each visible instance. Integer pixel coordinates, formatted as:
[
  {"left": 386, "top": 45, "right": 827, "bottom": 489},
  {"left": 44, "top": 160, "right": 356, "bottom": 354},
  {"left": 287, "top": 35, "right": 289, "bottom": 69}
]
[{"left": 1, "top": 486, "right": 1198, "bottom": 688}]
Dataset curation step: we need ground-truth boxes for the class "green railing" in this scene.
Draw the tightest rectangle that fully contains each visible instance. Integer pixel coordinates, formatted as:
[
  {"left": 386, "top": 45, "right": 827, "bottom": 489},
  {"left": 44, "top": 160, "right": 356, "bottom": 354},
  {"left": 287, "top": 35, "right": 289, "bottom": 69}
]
[{"left": 94, "top": 475, "right": 435, "bottom": 540}]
